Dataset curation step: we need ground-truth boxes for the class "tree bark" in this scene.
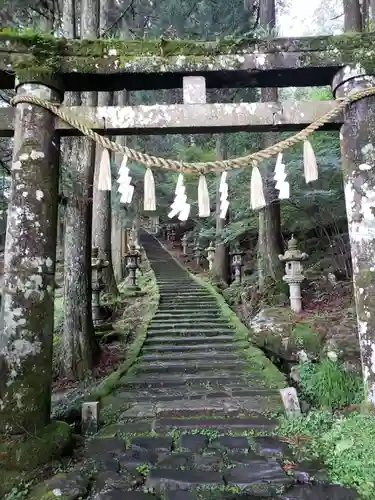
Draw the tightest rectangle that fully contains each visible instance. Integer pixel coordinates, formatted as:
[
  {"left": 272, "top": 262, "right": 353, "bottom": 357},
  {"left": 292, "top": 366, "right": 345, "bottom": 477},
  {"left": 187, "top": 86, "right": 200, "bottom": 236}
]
[
  {"left": 60, "top": 0, "right": 100, "bottom": 380},
  {"left": 91, "top": 0, "right": 119, "bottom": 297},
  {"left": 212, "top": 135, "right": 230, "bottom": 284},
  {"left": 343, "top": 0, "right": 362, "bottom": 31},
  {"left": 338, "top": 0, "right": 375, "bottom": 405},
  {"left": 257, "top": 0, "right": 283, "bottom": 293},
  {"left": 0, "top": 82, "right": 61, "bottom": 434}
]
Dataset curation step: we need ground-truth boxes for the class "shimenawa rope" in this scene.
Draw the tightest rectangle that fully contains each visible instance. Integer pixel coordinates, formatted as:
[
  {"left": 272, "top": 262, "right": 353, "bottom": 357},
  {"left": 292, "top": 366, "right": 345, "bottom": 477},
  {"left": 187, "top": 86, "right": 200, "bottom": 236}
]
[{"left": 10, "top": 86, "right": 375, "bottom": 174}]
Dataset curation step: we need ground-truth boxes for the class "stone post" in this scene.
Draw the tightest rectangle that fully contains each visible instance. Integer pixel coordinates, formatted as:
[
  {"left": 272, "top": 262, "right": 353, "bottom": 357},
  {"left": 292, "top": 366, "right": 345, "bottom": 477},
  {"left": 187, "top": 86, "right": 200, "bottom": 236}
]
[
  {"left": 91, "top": 247, "right": 109, "bottom": 325},
  {"left": 206, "top": 241, "right": 216, "bottom": 271},
  {"left": 278, "top": 236, "right": 308, "bottom": 313},
  {"left": 0, "top": 80, "right": 63, "bottom": 434},
  {"left": 332, "top": 66, "right": 375, "bottom": 404}
]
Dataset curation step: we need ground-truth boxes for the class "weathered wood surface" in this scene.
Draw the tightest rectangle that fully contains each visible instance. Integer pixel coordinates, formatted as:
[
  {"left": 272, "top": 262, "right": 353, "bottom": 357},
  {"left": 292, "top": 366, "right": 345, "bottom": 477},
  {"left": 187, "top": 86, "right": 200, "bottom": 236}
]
[
  {"left": 0, "top": 101, "right": 343, "bottom": 137},
  {"left": 0, "top": 32, "right": 373, "bottom": 90}
]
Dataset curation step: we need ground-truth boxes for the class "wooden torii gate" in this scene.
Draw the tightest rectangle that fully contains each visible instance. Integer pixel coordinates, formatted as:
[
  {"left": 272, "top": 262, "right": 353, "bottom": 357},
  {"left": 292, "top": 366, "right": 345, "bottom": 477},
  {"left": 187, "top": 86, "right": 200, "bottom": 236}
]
[{"left": 0, "top": 31, "right": 375, "bottom": 432}]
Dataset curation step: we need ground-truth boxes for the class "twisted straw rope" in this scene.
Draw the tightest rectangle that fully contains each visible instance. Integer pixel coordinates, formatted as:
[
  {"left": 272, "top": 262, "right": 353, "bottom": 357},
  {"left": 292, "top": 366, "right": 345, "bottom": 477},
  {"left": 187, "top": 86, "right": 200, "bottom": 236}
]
[{"left": 11, "top": 86, "right": 375, "bottom": 174}]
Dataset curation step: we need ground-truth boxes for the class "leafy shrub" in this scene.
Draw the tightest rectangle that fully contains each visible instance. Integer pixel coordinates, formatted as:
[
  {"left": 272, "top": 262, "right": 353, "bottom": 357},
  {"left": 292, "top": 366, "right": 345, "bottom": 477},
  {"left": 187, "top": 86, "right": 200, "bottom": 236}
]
[
  {"left": 320, "top": 413, "right": 375, "bottom": 498},
  {"left": 278, "top": 410, "right": 336, "bottom": 456},
  {"left": 222, "top": 281, "right": 244, "bottom": 306},
  {"left": 298, "top": 360, "right": 363, "bottom": 410},
  {"left": 278, "top": 411, "right": 375, "bottom": 498}
]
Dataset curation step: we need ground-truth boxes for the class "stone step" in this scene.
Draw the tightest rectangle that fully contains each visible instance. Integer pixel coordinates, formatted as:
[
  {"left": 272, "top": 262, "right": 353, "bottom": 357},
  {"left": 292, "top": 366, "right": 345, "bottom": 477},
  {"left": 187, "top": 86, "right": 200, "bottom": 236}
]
[
  {"left": 159, "top": 290, "right": 211, "bottom": 296},
  {"left": 159, "top": 299, "right": 216, "bottom": 305},
  {"left": 157, "top": 303, "right": 219, "bottom": 311},
  {"left": 147, "top": 324, "right": 235, "bottom": 338},
  {"left": 112, "top": 387, "right": 275, "bottom": 403},
  {"left": 148, "top": 320, "right": 231, "bottom": 329},
  {"left": 154, "top": 310, "right": 222, "bottom": 319},
  {"left": 142, "top": 342, "right": 246, "bottom": 353},
  {"left": 144, "top": 335, "right": 238, "bottom": 345},
  {"left": 141, "top": 352, "right": 239, "bottom": 362},
  {"left": 154, "top": 415, "right": 278, "bottom": 433},
  {"left": 120, "top": 374, "right": 249, "bottom": 390},
  {"left": 135, "top": 360, "right": 247, "bottom": 374},
  {"left": 158, "top": 285, "right": 202, "bottom": 291},
  {"left": 145, "top": 469, "right": 224, "bottom": 491},
  {"left": 144, "top": 462, "right": 292, "bottom": 496},
  {"left": 159, "top": 294, "right": 215, "bottom": 300},
  {"left": 152, "top": 398, "right": 277, "bottom": 417}
]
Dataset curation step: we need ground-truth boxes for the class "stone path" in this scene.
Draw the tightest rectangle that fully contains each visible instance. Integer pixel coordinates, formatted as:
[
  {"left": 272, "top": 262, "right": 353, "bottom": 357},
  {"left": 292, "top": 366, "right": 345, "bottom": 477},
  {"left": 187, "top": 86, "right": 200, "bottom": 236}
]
[{"left": 76, "top": 234, "right": 357, "bottom": 500}]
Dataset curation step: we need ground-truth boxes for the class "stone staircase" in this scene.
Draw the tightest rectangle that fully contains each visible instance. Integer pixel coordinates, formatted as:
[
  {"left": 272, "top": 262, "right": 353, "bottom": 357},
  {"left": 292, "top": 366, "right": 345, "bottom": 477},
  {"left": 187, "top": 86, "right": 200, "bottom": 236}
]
[{"left": 84, "top": 233, "right": 357, "bottom": 500}]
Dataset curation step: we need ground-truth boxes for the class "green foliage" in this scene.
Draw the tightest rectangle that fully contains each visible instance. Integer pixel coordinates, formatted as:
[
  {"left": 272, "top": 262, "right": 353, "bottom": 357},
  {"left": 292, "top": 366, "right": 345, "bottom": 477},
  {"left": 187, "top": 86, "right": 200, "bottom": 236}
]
[
  {"left": 320, "top": 413, "right": 375, "bottom": 498},
  {"left": 290, "top": 323, "right": 323, "bottom": 354},
  {"left": 278, "top": 410, "right": 375, "bottom": 498},
  {"left": 298, "top": 360, "right": 363, "bottom": 410},
  {"left": 4, "top": 481, "right": 33, "bottom": 500},
  {"left": 277, "top": 410, "right": 336, "bottom": 459}
]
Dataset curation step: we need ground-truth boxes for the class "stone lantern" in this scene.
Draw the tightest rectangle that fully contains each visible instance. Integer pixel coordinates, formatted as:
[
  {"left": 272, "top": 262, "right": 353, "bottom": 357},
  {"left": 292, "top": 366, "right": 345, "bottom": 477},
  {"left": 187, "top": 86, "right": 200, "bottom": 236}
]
[
  {"left": 126, "top": 243, "right": 141, "bottom": 290},
  {"left": 170, "top": 227, "right": 177, "bottom": 246},
  {"left": 131, "top": 221, "right": 140, "bottom": 250},
  {"left": 230, "top": 245, "right": 245, "bottom": 283},
  {"left": 278, "top": 235, "right": 308, "bottom": 313},
  {"left": 206, "top": 241, "right": 216, "bottom": 271},
  {"left": 166, "top": 224, "right": 172, "bottom": 241},
  {"left": 181, "top": 234, "right": 188, "bottom": 256},
  {"left": 91, "top": 247, "right": 109, "bottom": 324},
  {"left": 193, "top": 239, "right": 203, "bottom": 267}
]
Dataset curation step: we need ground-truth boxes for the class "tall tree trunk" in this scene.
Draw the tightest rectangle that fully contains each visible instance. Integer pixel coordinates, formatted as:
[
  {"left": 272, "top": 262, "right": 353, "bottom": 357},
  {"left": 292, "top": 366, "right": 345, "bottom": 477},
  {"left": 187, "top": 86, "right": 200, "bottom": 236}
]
[
  {"left": 370, "top": 0, "right": 375, "bottom": 28},
  {"left": 212, "top": 135, "right": 230, "bottom": 284},
  {"left": 92, "top": 0, "right": 119, "bottom": 296},
  {"left": 343, "top": 0, "right": 362, "bottom": 30},
  {"left": 257, "top": 0, "right": 283, "bottom": 293},
  {"left": 61, "top": 0, "right": 99, "bottom": 380}
]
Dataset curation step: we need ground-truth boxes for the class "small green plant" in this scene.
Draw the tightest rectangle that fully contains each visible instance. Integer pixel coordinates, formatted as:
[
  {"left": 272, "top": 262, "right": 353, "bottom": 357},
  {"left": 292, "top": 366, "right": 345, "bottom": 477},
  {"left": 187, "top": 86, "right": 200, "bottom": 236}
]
[
  {"left": 320, "top": 413, "right": 375, "bottom": 498},
  {"left": 278, "top": 409, "right": 375, "bottom": 498},
  {"left": 4, "top": 481, "right": 33, "bottom": 500},
  {"left": 277, "top": 409, "right": 336, "bottom": 457},
  {"left": 298, "top": 359, "right": 363, "bottom": 410},
  {"left": 190, "top": 428, "right": 219, "bottom": 441},
  {"left": 136, "top": 463, "right": 150, "bottom": 478}
]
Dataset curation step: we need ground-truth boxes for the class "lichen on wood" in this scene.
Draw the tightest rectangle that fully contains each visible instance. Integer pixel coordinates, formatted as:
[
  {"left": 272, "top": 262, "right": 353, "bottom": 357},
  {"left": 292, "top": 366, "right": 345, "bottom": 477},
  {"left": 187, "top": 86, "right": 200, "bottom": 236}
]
[
  {"left": 337, "top": 72, "right": 375, "bottom": 405},
  {"left": 0, "top": 28, "right": 375, "bottom": 90},
  {"left": 0, "top": 82, "right": 61, "bottom": 434}
]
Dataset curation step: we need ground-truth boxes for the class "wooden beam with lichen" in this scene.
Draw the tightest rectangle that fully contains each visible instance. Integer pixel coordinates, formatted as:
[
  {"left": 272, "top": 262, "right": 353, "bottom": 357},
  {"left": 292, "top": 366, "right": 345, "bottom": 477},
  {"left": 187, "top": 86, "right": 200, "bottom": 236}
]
[
  {"left": 0, "top": 101, "right": 343, "bottom": 137},
  {"left": 0, "top": 30, "right": 374, "bottom": 90}
]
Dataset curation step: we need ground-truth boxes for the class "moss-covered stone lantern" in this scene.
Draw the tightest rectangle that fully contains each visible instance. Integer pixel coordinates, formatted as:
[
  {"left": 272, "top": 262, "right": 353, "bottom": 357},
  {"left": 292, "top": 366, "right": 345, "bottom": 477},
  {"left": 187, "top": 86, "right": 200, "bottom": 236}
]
[
  {"left": 91, "top": 247, "right": 109, "bottom": 324},
  {"left": 206, "top": 241, "right": 216, "bottom": 271},
  {"left": 193, "top": 239, "right": 203, "bottom": 267},
  {"left": 126, "top": 243, "right": 141, "bottom": 290},
  {"left": 278, "top": 235, "right": 308, "bottom": 313},
  {"left": 181, "top": 233, "right": 188, "bottom": 256},
  {"left": 230, "top": 245, "right": 245, "bottom": 283}
]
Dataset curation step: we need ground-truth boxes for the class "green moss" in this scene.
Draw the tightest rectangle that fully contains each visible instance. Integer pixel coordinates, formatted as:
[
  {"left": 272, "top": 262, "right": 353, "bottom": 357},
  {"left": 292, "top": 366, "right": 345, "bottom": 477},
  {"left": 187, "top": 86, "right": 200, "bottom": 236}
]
[
  {"left": 164, "top": 252, "right": 286, "bottom": 391},
  {"left": 290, "top": 322, "right": 323, "bottom": 354},
  {"left": 277, "top": 410, "right": 375, "bottom": 499},
  {"left": 0, "top": 470, "right": 29, "bottom": 499},
  {"left": 1, "top": 28, "right": 375, "bottom": 80},
  {"left": 86, "top": 250, "right": 159, "bottom": 407},
  {"left": 0, "top": 421, "right": 73, "bottom": 472},
  {"left": 28, "top": 471, "right": 90, "bottom": 500},
  {"left": 201, "top": 278, "right": 286, "bottom": 389}
]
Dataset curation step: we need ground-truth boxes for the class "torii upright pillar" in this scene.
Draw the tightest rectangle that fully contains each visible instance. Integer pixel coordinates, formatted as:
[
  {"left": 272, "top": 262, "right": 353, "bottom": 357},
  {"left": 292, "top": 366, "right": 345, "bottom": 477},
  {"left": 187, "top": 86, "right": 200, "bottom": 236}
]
[
  {"left": 0, "top": 78, "right": 62, "bottom": 434},
  {"left": 333, "top": 66, "right": 375, "bottom": 404}
]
